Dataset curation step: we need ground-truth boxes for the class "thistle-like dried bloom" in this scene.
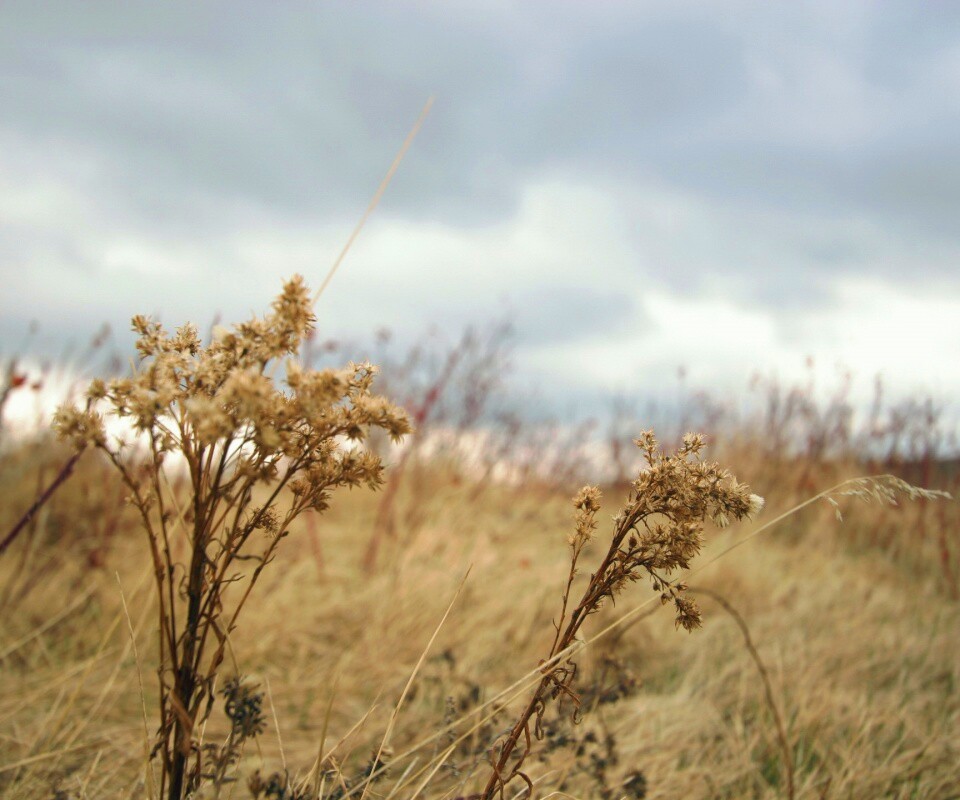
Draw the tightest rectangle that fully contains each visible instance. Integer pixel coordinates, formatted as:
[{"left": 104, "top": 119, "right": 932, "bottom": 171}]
[
  {"left": 569, "top": 485, "right": 602, "bottom": 550},
  {"left": 54, "top": 274, "right": 411, "bottom": 511},
  {"left": 597, "top": 430, "right": 763, "bottom": 628},
  {"left": 480, "top": 431, "right": 763, "bottom": 800},
  {"left": 52, "top": 405, "right": 106, "bottom": 448},
  {"left": 51, "top": 276, "right": 411, "bottom": 798}
]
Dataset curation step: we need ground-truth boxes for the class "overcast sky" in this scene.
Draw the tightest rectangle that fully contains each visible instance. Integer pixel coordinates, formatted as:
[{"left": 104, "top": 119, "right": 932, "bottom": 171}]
[{"left": 2, "top": 1, "right": 959, "bottom": 417}]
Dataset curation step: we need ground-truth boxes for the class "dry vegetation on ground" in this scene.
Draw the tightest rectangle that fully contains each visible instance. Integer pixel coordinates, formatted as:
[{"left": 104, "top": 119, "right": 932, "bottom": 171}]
[{"left": 1, "top": 284, "right": 958, "bottom": 800}]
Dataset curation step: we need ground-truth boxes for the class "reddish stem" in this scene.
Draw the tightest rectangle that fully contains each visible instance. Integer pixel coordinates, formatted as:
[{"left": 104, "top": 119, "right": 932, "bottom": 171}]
[{"left": 0, "top": 449, "right": 85, "bottom": 557}]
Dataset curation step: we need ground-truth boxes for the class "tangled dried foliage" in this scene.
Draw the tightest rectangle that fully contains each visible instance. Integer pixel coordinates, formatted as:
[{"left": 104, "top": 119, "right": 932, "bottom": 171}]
[
  {"left": 479, "top": 431, "right": 763, "bottom": 799},
  {"left": 53, "top": 276, "right": 410, "bottom": 800}
]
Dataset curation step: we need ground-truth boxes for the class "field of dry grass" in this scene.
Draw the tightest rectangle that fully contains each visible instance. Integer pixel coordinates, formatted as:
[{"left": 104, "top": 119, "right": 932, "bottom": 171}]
[
  {"left": 2, "top": 430, "right": 958, "bottom": 799},
  {"left": 1, "top": 294, "right": 958, "bottom": 800}
]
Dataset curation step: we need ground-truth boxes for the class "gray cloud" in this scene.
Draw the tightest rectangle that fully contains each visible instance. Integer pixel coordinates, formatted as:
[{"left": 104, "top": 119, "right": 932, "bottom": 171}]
[
  {"left": 5, "top": 1, "right": 958, "bottom": 241},
  {"left": 509, "top": 285, "right": 641, "bottom": 347},
  {"left": 2, "top": 0, "right": 959, "bottom": 404}
]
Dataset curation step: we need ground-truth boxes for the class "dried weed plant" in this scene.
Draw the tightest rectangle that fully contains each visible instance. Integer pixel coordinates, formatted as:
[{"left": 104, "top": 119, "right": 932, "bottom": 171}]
[
  {"left": 52, "top": 276, "right": 410, "bottom": 800},
  {"left": 196, "top": 676, "right": 267, "bottom": 798},
  {"left": 478, "top": 431, "right": 764, "bottom": 799}
]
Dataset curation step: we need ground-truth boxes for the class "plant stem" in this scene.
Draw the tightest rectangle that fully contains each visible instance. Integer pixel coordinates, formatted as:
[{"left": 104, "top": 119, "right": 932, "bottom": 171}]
[{"left": 0, "top": 449, "right": 85, "bottom": 557}]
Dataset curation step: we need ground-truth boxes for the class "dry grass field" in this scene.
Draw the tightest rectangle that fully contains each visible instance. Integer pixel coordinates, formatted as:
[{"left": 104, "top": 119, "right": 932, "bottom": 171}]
[{"left": 1, "top": 281, "right": 958, "bottom": 800}]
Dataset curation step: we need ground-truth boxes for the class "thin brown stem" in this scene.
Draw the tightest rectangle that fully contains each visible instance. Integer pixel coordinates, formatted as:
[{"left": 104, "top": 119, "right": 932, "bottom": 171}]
[
  {"left": 0, "top": 449, "right": 85, "bottom": 557},
  {"left": 691, "top": 586, "right": 795, "bottom": 800}
]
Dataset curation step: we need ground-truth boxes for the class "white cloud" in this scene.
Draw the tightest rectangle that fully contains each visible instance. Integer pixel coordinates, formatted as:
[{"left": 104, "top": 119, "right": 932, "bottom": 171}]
[
  {"left": 518, "top": 272, "right": 960, "bottom": 409},
  {"left": 798, "top": 276, "right": 960, "bottom": 398}
]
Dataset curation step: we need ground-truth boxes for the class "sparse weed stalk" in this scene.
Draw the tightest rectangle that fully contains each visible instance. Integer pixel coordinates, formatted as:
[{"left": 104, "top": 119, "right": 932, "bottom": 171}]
[
  {"left": 479, "top": 431, "right": 763, "bottom": 800},
  {"left": 198, "top": 676, "right": 267, "bottom": 798},
  {"left": 53, "top": 276, "right": 410, "bottom": 800}
]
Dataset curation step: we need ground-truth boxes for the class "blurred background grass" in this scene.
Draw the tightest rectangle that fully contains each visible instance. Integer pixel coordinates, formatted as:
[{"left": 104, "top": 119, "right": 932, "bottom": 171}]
[{"left": 1, "top": 330, "right": 957, "bottom": 799}]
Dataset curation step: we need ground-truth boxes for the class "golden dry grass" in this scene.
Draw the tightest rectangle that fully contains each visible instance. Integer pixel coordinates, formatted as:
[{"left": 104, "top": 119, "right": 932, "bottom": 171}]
[{"left": 1, "top": 438, "right": 958, "bottom": 799}]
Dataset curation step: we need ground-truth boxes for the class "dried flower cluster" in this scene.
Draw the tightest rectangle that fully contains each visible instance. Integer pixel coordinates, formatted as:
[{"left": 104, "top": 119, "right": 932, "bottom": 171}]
[
  {"left": 53, "top": 276, "right": 410, "bottom": 800},
  {"left": 196, "top": 677, "right": 267, "bottom": 797},
  {"left": 247, "top": 770, "right": 309, "bottom": 800},
  {"left": 480, "top": 431, "right": 763, "bottom": 800},
  {"left": 593, "top": 431, "right": 763, "bottom": 631}
]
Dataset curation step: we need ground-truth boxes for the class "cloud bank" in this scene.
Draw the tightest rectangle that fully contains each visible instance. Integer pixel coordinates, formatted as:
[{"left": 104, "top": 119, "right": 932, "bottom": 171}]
[{"left": 1, "top": 1, "right": 958, "bottom": 413}]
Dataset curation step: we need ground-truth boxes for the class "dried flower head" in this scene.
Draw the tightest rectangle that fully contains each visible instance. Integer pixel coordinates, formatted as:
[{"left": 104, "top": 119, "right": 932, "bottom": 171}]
[
  {"left": 221, "top": 676, "right": 266, "bottom": 740},
  {"left": 480, "top": 431, "right": 763, "bottom": 800},
  {"left": 598, "top": 430, "right": 763, "bottom": 627},
  {"left": 570, "top": 485, "right": 602, "bottom": 550},
  {"left": 52, "top": 276, "right": 410, "bottom": 800}
]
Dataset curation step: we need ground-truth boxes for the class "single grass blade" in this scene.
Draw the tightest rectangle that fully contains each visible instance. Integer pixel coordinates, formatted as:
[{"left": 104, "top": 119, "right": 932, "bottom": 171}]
[{"left": 313, "top": 96, "right": 434, "bottom": 307}]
